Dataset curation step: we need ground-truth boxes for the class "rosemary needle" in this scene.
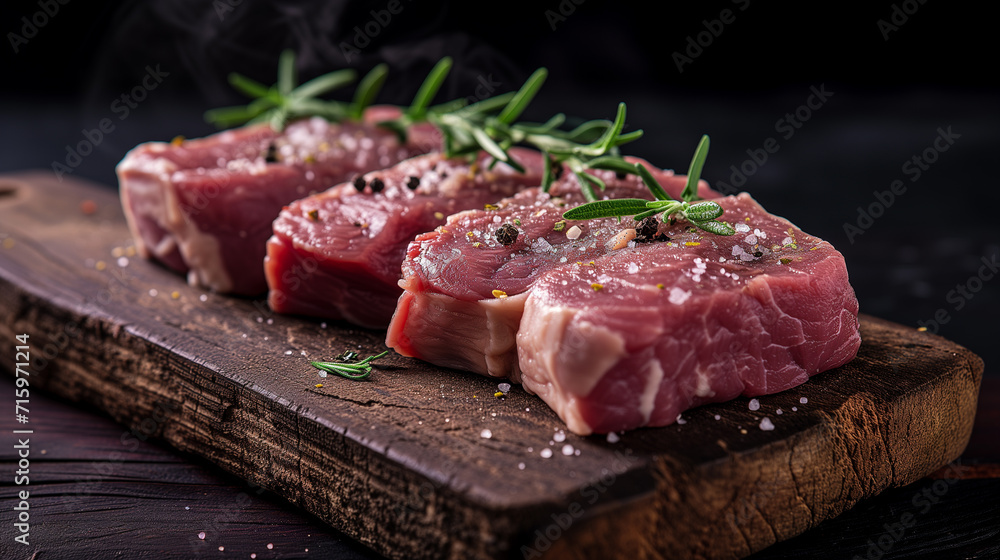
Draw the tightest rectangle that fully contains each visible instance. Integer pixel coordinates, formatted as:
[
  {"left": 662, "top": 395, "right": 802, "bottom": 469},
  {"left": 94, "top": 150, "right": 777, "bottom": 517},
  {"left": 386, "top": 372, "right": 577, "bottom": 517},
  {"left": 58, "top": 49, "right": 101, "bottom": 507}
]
[{"left": 311, "top": 350, "right": 389, "bottom": 380}]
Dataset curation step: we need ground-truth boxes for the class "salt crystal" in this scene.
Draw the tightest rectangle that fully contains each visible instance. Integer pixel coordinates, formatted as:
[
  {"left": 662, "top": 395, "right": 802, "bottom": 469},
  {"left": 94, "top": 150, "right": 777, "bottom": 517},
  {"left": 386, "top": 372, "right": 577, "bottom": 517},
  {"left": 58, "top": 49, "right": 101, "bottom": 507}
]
[
  {"left": 731, "top": 245, "right": 744, "bottom": 256},
  {"left": 320, "top": 322, "right": 328, "bottom": 329},
  {"left": 627, "top": 262, "right": 639, "bottom": 274},
  {"left": 748, "top": 398, "right": 760, "bottom": 411},
  {"left": 562, "top": 444, "right": 574, "bottom": 456},
  {"left": 266, "top": 318, "right": 274, "bottom": 325},
  {"left": 518, "top": 462, "right": 526, "bottom": 470},
  {"left": 776, "top": 408, "right": 783, "bottom": 415},
  {"left": 540, "top": 448, "right": 553, "bottom": 458},
  {"left": 668, "top": 287, "right": 691, "bottom": 305},
  {"left": 284, "top": 350, "right": 292, "bottom": 355},
  {"left": 799, "top": 397, "right": 808, "bottom": 404},
  {"left": 531, "top": 237, "right": 553, "bottom": 253},
  {"left": 606, "top": 432, "right": 620, "bottom": 443},
  {"left": 256, "top": 317, "right": 263, "bottom": 323},
  {"left": 480, "top": 429, "right": 492, "bottom": 439},
  {"left": 759, "top": 417, "right": 775, "bottom": 431},
  {"left": 553, "top": 431, "right": 566, "bottom": 442},
  {"left": 498, "top": 382, "right": 511, "bottom": 393},
  {"left": 198, "top": 532, "right": 206, "bottom": 540},
  {"left": 267, "top": 543, "right": 274, "bottom": 549},
  {"left": 754, "top": 228, "right": 765, "bottom": 239},
  {"left": 782, "top": 236, "right": 793, "bottom": 246},
  {"left": 318, "top": 371, "right": 328, "bottom": 378},
  {"left": 792, "top": 407, "right": 798, "bottom": 412},
  {"left": 735, "top": 223, "right": 750, "bottom": 233},
  {"left": 252, "top": 555, "right": 257, "bottom": 559},
  {"left": 117, "top": 257, "right": 129, "bottom": 267},
  {"left": 199, "top": 294, "right": 208, "bottom": 302},
  {"left": 676, "top": 414, "right": 687, "bottom": 425},
  {"left": 714, "top": 414, "right": 721, "bottom": 420},
  {"left": 148, "top": 289, "right": 158, "bottom": 297},
  {"left": 185, "top": 506, "right": 190, "bottom": 510},
  {"left": 566, "top": 225, "right": 582, "bottom": 240},
  {"left": 744, "top": 234, "right": 758, "bottom": 245},
  {"left": 218, "top": 546, "right": 225, "bottom": 552}
]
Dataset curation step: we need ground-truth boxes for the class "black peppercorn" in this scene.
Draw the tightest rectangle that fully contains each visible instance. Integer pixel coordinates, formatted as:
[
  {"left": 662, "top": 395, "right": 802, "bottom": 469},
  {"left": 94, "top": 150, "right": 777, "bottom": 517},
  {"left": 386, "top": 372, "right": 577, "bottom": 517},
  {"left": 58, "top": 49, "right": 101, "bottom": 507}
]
[
  {"left": 369, "top": 178, "right": 385, "bottom": 193},
  {"left": 496, "top": 223, "right": 519, "bottom": 246},
  {"left": 353, "top": 177, "right": 366, "bottom": 192},
  {"left": 635, "top": 216, "right": 659, "bottom": 239},
  {"left": 406, "top": 176, "right": 420, "bottom": 190},
  {"left": 265, "top": 142, "right": 278, "bottom": 163}
]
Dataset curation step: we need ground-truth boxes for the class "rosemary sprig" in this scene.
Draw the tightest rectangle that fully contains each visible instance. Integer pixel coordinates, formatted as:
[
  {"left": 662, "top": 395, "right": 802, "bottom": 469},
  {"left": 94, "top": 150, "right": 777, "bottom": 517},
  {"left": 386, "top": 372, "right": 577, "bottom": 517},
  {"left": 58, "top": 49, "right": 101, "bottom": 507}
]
[
  {"left": 562, "top": 135, "right": 736, "bottom": 236},
  {"left": 204, "top": 52, "right": 645, "bottom": 200},
  {"left": 311, "top": 350, "right": 389, "bottom": 380},
  {"left": 398, "top": 62, "right": 643, "bottom": 198},
  {"left": 205, "top": 50, "right": 361, "bottom": 131}
]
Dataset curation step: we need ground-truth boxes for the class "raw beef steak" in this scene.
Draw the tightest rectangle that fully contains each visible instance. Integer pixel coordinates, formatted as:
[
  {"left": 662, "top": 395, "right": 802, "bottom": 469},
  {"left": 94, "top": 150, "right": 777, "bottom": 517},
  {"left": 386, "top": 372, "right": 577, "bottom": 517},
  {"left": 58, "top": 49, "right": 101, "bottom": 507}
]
[
  {"left": 516, "top": 194, "right": 860, "bottom": 434},
  {"left": 117, "top": 108, "right": 439, "bottom": 295},
  {"left": 265, "top": 148, "right": 545, "bottom": 328}
]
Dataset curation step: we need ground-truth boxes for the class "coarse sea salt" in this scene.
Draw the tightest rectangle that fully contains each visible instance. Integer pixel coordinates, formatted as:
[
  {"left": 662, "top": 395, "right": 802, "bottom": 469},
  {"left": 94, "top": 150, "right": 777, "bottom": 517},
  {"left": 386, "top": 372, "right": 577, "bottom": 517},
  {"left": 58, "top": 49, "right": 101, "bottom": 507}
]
[
  {"left": 668, "top": 287, "right": 691, "bottom": 305},
  {"left": 480, "top": 429, "right": 492, "bottom": 439},
  {"left": 540, "top": 448, "right": 553, "bottom": 458},
  {"left": 562, "top": 444, "right": 574, "bottom": 456},
  {"left": 606, "top": 432, "right": 620, "bottom": 443},
  {"left": 748, "top": 398, "right": 760, "bottom": 411},
  {"left": 759, "top": 417, "right": 775, "bottom": 431}
]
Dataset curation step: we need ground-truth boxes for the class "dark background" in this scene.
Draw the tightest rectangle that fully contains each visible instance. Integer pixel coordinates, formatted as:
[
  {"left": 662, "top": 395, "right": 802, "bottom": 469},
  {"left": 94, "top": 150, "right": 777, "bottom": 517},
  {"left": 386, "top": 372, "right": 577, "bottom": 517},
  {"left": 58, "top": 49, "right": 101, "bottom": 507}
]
[
  {"left": 1, "top": 2, "right": 998, "bottom": 559},
  {"left": 1, "top": 0, "right": 996, "bottom": 368}
]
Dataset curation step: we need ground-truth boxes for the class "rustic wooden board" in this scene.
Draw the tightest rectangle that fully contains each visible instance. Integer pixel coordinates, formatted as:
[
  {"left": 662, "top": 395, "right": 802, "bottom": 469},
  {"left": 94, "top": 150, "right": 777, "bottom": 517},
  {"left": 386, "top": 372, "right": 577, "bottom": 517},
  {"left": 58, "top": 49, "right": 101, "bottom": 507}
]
[{"left": 0, "top": 172, "right": 984, "bottom": 560}]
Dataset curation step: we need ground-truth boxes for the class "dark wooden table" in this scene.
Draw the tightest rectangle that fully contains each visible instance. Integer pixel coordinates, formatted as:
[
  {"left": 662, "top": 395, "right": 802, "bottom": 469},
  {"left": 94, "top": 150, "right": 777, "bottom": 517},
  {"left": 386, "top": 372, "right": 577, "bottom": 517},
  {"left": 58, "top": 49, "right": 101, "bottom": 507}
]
[{"left": 1, "top": 373, "right": 997, "bottom": 559}]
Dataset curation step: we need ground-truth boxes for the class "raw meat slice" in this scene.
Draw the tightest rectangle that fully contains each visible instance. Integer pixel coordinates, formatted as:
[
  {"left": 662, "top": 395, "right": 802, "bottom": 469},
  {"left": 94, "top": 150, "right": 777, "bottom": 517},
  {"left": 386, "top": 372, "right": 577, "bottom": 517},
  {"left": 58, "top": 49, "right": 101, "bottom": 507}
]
[
  {"left": 516, "top": 194, "right": 860, "bottom": 434},
  {"left": 386, "top": 160, "right": 715, "bottom": 377},
  {"left": 265, "top": 148, "right": 545, "bottom": 328},
  {"left": 117, "top": 108, "right": 439, "bottom": 295}
]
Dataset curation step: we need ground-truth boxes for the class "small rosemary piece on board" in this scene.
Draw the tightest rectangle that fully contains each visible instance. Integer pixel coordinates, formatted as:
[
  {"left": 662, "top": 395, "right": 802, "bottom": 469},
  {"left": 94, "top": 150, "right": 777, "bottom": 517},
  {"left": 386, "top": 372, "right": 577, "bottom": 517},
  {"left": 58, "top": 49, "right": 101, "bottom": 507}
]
[{"left": 311, "top": 350, "right": 389, "bottom": 380}]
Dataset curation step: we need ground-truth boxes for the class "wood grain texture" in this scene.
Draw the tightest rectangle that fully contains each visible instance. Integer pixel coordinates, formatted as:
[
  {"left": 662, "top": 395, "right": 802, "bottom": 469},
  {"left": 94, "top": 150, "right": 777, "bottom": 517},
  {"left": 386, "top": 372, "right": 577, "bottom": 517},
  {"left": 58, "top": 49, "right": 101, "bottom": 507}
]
[{"left": 0, "top": 172, "right": 985, "bottom": 560}]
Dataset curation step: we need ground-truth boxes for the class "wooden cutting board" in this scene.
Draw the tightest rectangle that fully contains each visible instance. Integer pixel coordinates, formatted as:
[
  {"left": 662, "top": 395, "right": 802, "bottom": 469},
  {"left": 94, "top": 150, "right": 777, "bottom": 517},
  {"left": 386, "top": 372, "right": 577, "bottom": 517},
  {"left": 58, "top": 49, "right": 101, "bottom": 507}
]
[{"left": 0, "top": 172, "right": 984, "bottom": 560}]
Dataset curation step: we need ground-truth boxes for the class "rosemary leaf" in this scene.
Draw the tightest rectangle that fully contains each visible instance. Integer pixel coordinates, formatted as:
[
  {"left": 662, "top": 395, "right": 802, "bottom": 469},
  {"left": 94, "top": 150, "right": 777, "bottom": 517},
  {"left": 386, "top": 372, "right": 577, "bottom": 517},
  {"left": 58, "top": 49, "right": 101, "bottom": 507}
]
[
  {"left": 350, "top": 63, "right": 389, "bottom": 120},
  {"left": 563, "top": 198, "right": 651, "bottom": 220},
  {"left": 682, "top": 135, "right": 710, "bottom": 201}
]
